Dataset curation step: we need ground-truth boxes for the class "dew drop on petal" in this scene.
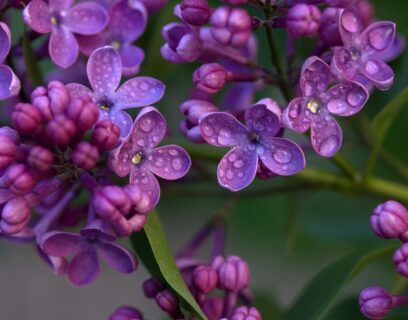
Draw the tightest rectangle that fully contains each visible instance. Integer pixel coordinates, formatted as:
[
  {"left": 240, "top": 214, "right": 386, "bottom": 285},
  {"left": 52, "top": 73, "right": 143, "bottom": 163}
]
[
  {"left": 139, "top": 117, "right": 155, "bottom": 133},
  {"left": 365, "top": 60, "right": 379, "bottom": 75},
  {"left": 217, "top": 128, "right": 231, "bottom": 145},
  {"left": 226, "top": 169, "right": 234, "bottom": 180},
  {"left": 319, "top": 135, "right": 340, "bottom": 156},
  {"left": 327, "top": 98, "right": 347, "bottom": 114},
  {"left": 171, "top": 158, "right": 182, "bottom": 171},
  {"left": 273, "top": 148, "right": 292, "bottom": 164},
  {"left": 347, "top": 90, "right": 365, "bottom": 107}
]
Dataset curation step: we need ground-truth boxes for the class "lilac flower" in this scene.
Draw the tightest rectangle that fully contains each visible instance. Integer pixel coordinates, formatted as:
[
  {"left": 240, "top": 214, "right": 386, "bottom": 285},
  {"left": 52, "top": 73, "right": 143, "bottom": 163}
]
[
  {"left": 199, "top": 102, "right": 305, "bottom": 191},
  {"left": 41, "top": 219, "right": 137, "bottom": 286},
  {"left": 67, "top": 46, "right": 165, "bottom": 137},
  {"left": 109, "top": 107, "right": 191, "bottom": 210},
  {"left": 109, "top": 306, "right": 143, "bottom": 320},
  {"left": 77, "top": 0, "right": 147, "bottom": 76},
  {"left": 0, "top": 22, "right": 21, "bottom": 100},
  {"left": 331, "top": 8, "right": 396, "bottom": 90},
  {"left": 283, "top": 56, "right": 368, "bottom": 157},
  {"left": 23, "top": 0, "right": 108, "bottom": 68}
]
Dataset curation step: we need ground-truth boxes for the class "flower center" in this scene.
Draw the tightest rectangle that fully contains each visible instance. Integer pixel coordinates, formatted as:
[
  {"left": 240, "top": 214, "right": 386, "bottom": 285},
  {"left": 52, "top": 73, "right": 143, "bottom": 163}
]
[
  {"left": 99, "top": 99, "right": 113, "bottom": 112},
  {"left": 111, "top": 40, "right": 121, "bottom": 50},
  {"left": 350, "top": 47, "right": 361, "bottom": 61},
  {"left": 248, "top": 132, "right": 260, "bottom": 144},
  {"left": 306, "top": 98, "right": 321, "bottom": 114},
  {"left": 132, "top": 152, "right": 143, "bottom": 165}
]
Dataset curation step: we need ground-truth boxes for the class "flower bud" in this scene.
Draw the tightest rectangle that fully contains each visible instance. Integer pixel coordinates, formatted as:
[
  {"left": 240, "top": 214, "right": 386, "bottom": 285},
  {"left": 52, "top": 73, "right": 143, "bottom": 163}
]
[
  {"left": 72, "top": 142, "right": 100, "bottom": 170},
  {"left": 47, "top": 81, "right": 71, "bottom": 115},
  {"left": 394, "top": 243, "right": 408, "bottom": 277},
  {"left": 286, "top": 4, "right": 321, "bottom": 38},
  {"left": 193, "top": 63, "right": 227, "bottom": 94},
  {"left": 123, "top": 183, "right": 153, "bottom": 214},
  {"left": 46, "top": 115, "right": 76, "bottom": 146},
  {"left": 28, "top": 146, "right": 54, "bottom": 171},
  {"left": 318, "top": 8, "right": 342, "bottom": 46},
  {"left": 12, "top": 103, "right": 42, "bottom": 135},
  {"left": 210, "top": 7, "right": 252, "bottom": 47},
  {"left": 67, "top": 96, "right": 99, "bottom": 132},
  {"left": 31, "top": 86, "right": 53, "bottom": 122},
  {"left": 180, "top": 0, "right": 211, "bottom": 26},
  {"left": 231, "top": 306, "right": 262, "bottom": 320},
  {"left": 92, "top": 186, "right": 131, "bottom": 220},
  {"left": 143, "top": 277, "right": 164, "bottom": 298},
  {"left": 0, "top": 128, "right": 18, "bottom": 170},
  {"left": 91, "top": 119, "right": 121, "bottom": 150},
  {"left": 109, "top": 306, "right": 143, "bottom": 320},
  {"left": 155, "top": 289, "right": 183, "bottom": 319},
  {"left": 4, "top": 164, "right": 35, "bottom": 194},
  {"left": 192, "top": 265, "right": 218, "bottom": 293},
  {"left": 1, "top": 197, "right": 30, "bottom": 226},
  {"left": 202, "top": 297, "right": 224, "bottom": 320},
  {"left": 212, "top": 255, "right": 250, "bottom": 291},
  {"left": 359, "top": 287, "right": 393, "bottom": 319}
]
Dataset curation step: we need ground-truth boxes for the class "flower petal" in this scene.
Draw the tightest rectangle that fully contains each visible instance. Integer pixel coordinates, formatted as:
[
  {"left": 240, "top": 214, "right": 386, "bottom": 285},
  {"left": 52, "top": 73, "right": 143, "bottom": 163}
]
[
  {"left": 339, "top": 8, "right": 363, "bottom": 47},
  {"left": 130, "top": 167, "right": 160, "bottom": 210},
  {"left": 361, "top": 21, "right": 396, "bottom": 57},
  {"left": 110, "top": 110, "right": 134, "bottom": 137},
  {"left": 259, "top": 138, "right": 305, "bottom": 176},
  {"left": 147, "top": 145, "right": 191, "bottom": 180},
  {"left": 77, "top": 32, "right": 108, "bottom": 56},
  {"left": 23, "top": 0, "right": 52, "bottom": 34},
  {"left": 377, "top": 34, "right": 405, "bottom": 62},
  {"left": 311, "top": 116, "right": 343, "bottom": 157},
  {"left": 0, "top": 65, "right": 21, "bottom": 100},
  {"left": 244, "top": 104, "right": 280, "bottom": 140},
  {"left": 66, "top": 83, "right": 93, "bottom": 98},
  {"left": 120, "top": 45, "right": 145, "bottom": 76},
  {"left": 67, "top": 247, "right": 99, "bottom": 286},
  {"left": 49, "top": 28, "right": 79, "bottom": 68},
  {"left": 199, "top": 112, "right": 247, "bottom": 147},
  {"left": 65, "top": 2, "right": 108, "bottom": 35},
  {"left": 331, "top": 47, "right": 359, "bottom": 81},
  {"left": 362, "top": 59, "right": 394, "bottom": 90},
  {"left": 97, "top": 241, "right": 137, "bottom": 273},
  {"left": 49, "top": 0, "right": 73, "bottom": 10},
  {"left": 0, "top": 22, "right": 11, "bottom": 63},
  {"left": 87, "top": 46, "right": 122, "bottom": 97},
  {"left": 282, "top": 97, "right": 311, "bottom": 133},
  {"left": 300, "top": 56, "right": 331, "bottom": 96},
  {"left": 217, "top": 147, "right": 258, "bottom": 191},
  {"left": 108, "top": 139, "right": 135, "bottom": 177},
  {"left": 326, "top": 81, "right": 368, "bottom": 116},
  {"left": 40, "top": 231, "right": 84, "bottom": 257},
  {"left": 114, "top": 77, "right": 165, "bottom": 110}
]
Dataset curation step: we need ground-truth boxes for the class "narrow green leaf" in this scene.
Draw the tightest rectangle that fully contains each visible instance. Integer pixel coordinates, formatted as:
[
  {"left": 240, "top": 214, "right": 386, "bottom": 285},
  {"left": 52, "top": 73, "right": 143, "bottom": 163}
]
[
  {"left": 131, "top": 211, "right": 207, "bottom": 320},
  {"left": 282, "top": 245, "right": 396, "bottom": 320},
  {"left": 22, "top": 28, "right": 43, "bottom": 88}
]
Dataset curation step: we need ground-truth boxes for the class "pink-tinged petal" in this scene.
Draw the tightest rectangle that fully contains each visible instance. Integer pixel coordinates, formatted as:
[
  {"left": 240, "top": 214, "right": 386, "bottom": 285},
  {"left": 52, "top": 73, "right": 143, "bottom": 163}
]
[
  {"left": 199, "top": 112, "right": 247, "bottom": 147},
  {"left": 326, "top": 82, "right": 368, "bottom": 116},
  {"left": 114, "top": 77, "right": 165, "bottom": 110},
  {"left": 331, "top": 47, "right": 359, "bottom": 81},
  {"left": 244, "top": 104, "right": 280, "bottom": 140},
  {"left": 0, "top": 65, "right": 21, "bottom": 100},
  {"left": 361, "top": 21, "right": 396, "bottom": 57},
  {"left": 311, "top": 116, "right": 343, "bottom": 157},
  {"left": 259, "top": 138, "right": 305, "bottom": 176},
  {"left": 97, "top": 241, "right": 137, "bottom": 273},
  {"left": 77, "top": 32, "right": 108, "bottom": 56},
  {"left": 66, "top": 83, "right": 93, "bottom": 98},
  {"left": 147, "top": 145, "right": 191, "bottom": 180},
  {"left": 217, "top": 147, "right": 258, "bottom": 191},
  {"left": 282, "top": 97, "right": 311, "bottom": 133},
  {"left": 339, "top": 9, "right": 363, "bottom": 46},
  {"left": 120, "top": 45, "right": 144, "bottom": 76},
  {"left": 67, "top": 247, "right": 100, "bottom": 286},
  {"left": 49, "top": 28, "right": 78, "bottom": 68},
  {"left": 49, "top": 0, "right": 73, "bottom": 10},
  {"left": 65, "top": 2, "right": 108, "bottom": 35},
  {"left": 40, "top": 231, "right": 84, "bottom": 257},
  {"left": 377, "top": 34, "right": 405, "bottom": 62},
  {"left": 160, "top": 44, "right": 186, "bottom": 64},
  {"left": 110, "top": 110, "right": 133, "bottom": 137},
  {"left": 87, "top": 46, "right": 122, "bottom": 97},
  {"left": 23, "top": 0, "right": 51, "bottom": 34},
  {"left": 300, "top": 56, "right": 331, "bottom": 96},
  {"left": 130, "top": 167, "right": 160, "bottom": 209},
  {"left": 362, "top": 59, "right": 394, "bottom": 90},
  {"left": 0, "top": 22, "right": 11, "bottom": 63}
]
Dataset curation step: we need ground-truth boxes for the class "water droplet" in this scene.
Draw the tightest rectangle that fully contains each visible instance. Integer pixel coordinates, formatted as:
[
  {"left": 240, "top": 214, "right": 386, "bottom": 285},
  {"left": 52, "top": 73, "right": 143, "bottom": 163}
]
[
  {"left": 233, "top": 159, "right": 244, "bottom": 168},
  {"left": 273, "top": 148, "right": 292, "bottom": 164},
  {"left": 169, "top": 149, "right": 178, "bottom": 156},
  {"left": 228, "top": 152, "right": 237, "bottom": 162},
  {"left": 171, "top": 158, "right": 182, "bottom": 171},
  {"left": 226, "top": 170, "right": 234, "bottom": 180},
  {"left": 217, "top": 128, "right": 231, "bottom": 145},
  {"left": 365, "top": 60, "right": 379, "bottom": 75},
  {"left": 201, "top": 125, "right": 213, "bottom": 137},
  {"left": 319, "top": 135, "right": 340, "bottom": 156},
  {"left": 327, "top": 98, "right": 347, "bottom": 114},
  {"left": 139, "top": 117, "right": 155, "bottom": 132},
  {"left": 347, "top": 90, "right": 365, "bottom": 107}
]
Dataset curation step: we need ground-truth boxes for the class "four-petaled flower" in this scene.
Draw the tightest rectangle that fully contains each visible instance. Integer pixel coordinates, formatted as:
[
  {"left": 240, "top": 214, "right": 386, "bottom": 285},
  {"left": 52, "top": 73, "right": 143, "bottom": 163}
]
[
  {"left": 23, "top": 0, "right": 109, "bottom": 68},
  {"left": 283, "top": 56, "right": 368, "bottom": 157},
  {"left": 109, "top": 107, "right": 191, "bottom": 209},
  {"left": 332, "top": 8, "right": 396, "bottom": 90},
  {"left": 67, "top": 46, "right": 165, "bottom": 137},
  {"left": 41, "top": 219, "right": 137, "bottom": 286},
  {"left": 199, "top": 102, "right": 306, "bottom": 191}
]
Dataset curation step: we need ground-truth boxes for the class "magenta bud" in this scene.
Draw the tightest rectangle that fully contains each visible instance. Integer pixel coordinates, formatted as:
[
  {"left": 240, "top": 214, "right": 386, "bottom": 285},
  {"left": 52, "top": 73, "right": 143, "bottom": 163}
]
[
  {"left": 193, "top": 63, "right": 227, "bottom": 94},
  {"left": 180, "top": 99, "right": 219, "bottom": 124},
  {"left": 12, "top": 103, "right": 42, "bottom": 135},
  {"left": 180, "top": 0, "right": 211, "bottom": 26},
  {"left": 4, "top": 164, "right": 35, "bottom": 194},
  {"left": 210, "top": 6, "right": 252, "bottom": 47},
  {"left": 1, "top": 197, "right": 30, "bottom": 226},
  {"left": 91, "top": 119, "right": 121, "bottom": 150},
  {"left": 47, "top": 81, "right": 71, "bottom": 115},
  {"left": 192, "top": 265, "right": 218, "bottom": 293},
  {"left": 0, "top": 128, "right": 18, "bottom": 170},
  {"left": 67, "top": 96, "right": 99, "bottom": 132},
  {"left": 46, "top": 115, "right": 76, "bottom": 146},
  {"left": 109, "top": 306, "right": 143, "bottom": 320},
  {"left": 231, "top": 306, "right": 262, "bottom": 320},
  {"left": 155, "top": 289, "right": 183, "bottom": 318},
  {"left": 286, "top": 4, "right": 321, "bottom": 38},
  {"left": 202, "top": 297, "right": 224, "bottom": 320},
  {"left": 28, "top": 146, "right": 54, "bottom": 171},
  {"left": 122, "top": 184, "right": 153, "bottom": 214},
  {"left": 212, "top": 255, "right": 250, "bottom": 291},
  {"left": 31, "top": 86, "right": 53, "bottom": 122},
  {"left": 92, "top": 186, "right": 131, "bottom": 220},
  {"left": 394, "top": 243, "right": 408, "bottom": 277},
  {"left": 359, "top": 287, "right": 393, "bottom": 319},
  {"left": 143, "top": 278, "right": 164, "bottom": 299},
  {"left": 72, "top": 142, "right": 100, "bottom": 170}
]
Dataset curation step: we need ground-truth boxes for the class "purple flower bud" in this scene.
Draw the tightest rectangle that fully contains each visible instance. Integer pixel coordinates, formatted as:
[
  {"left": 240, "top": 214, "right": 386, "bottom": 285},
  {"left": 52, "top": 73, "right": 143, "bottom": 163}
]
[
  {"left": 0, "top": 129, "right": 18, "bottom": 170},
  {"left": 286, "top": 4, "right": 321, "bottom": 38},
  {"left": 1, "top": 197, "right": 31, "bottom": 234},
  {"left": 67, "top": 96, "right": 99, "bottom": 132},
  {"left": 46, "top": 115, "right": 77, "bottom": 146},
  {"left": 4, "top": 164, "right": 35, "bottom": 194},
  {"left": 203, "top": 297, "right": 224, "bottom": 320},
  {"left": 394, "top": 243, "right": 408, "bottom": 277},
  {"left": 91, "top": 119, "right": 121, "bottom": 150},
  {"left": 210, "top": 7, "right": 252, "bottom": 47},
  {"left": 231, "top": 306, "right": 262, "bottom": 320},
  {"left": 155, "top": 289, "right": 183, "bottom": 319},
  {"left": 123, "top": 184, "right": 151, "bottom": 214},
  {"left": 213, "top": 255, "right": 250, "bottom": 291},
  {"left": 109, "top": 306, "right": 143, "bottom": 320},
  {"left": 193, "top": 63, "right": 227, "bottom": 94},
  {"left": 12, "top": 103, "right": 42, "bottom": 135},
  {"left": 72, "top": 142, "right": 100, "bottom": 170},
  {"left": 192, "top": 265, "right": 218, "bottom": 293},
  {"left": 31, "top": 86, "right": 53, "bottom": 122},
  {"left": 143, "top": 277, "right": 164, "bottom": 298},
  {"left": 28, "top": 146, "right": 54, "bottom": 171},
  {"left": 318, "top": 8, "right": 342, "bottom": 46},
  {"left": 180, "top": 0, "right": 211, "bottom": 26},
  {"left": 370, "top": 200, "right": 408, "bottom": 241},
  {"left": 92, "top": 185, "right": 131, "bottom": 220},
  {"left": 47, "top": 81, "right": 71, "bottom": 115},
  {"left": 359, "top": 287, "right": 393, "bottom": 319}
]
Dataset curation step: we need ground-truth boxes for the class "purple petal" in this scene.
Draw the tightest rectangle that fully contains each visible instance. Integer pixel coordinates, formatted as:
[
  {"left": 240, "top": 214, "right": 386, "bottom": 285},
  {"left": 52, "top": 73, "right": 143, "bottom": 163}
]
[
  {"left": 311, "top": 116, "right": 343, "bottom": 157},
  {"left": 199, "top": 112, "right": 247, "bottom": 147},
  {"left": 0, "top": 22, "right": 11, "bottom": 63},
  {"left": 120, "top": 45, "right": 145, "bottom": 76},
  {"left": 49, "top": 28, "right": 78, "bottom": 68},
  {"left": 147, "top": 145, "right": 191, "bottom": 180},
  {"left": 66, "top": 83, "right": 93, "bottom": 98},
  {"left": 67, "top": 247, "right": 99, "bottom": 286},
  {"left": 77, "top": 32, "right": 108, "bottom": 56},
  {"left": 244, "top": 104, "right": 280, "bottom": 139},
  {"left": 377, "top": 34, "right": 405, "bottom": 62},
  {"left": 331, "top": 47, "right": 359, "bottom": 81},
  {"left": 23, "top": 0, "right": 52, "bottom": 34},
  {"left": 362, "top": 59, "right": 394, "bottom": 90},
  {"left": 326, "top": 82, "right": 368, "bottom": 116},
  {"left": 114, "top": 77, "right": 165, "bottom": 110},
  {"left": 339, "top": 9, "right": 363, "bottom": 46},
  {"left": 0, "top": 65, "right": 21, "bottom": 100},
  {"left": 259, "top": 138, "right": 305, "bottom": 176},
  {"left": 49, "top": 0, "right": 73, "bottom": 10},
  {"left": 361, "top": 21, "right": 396, "bottom": 57},
  {"left": 130, "top": 167, "right": 160, "bottom": 210},
  {"left": 222, "top": 83, "right": 256, "bottom": 112},
  {"left": 97, "top": 241, "right": 137, "bottom": 273},
  {"left": 283, "top": 97, "right": 311, "bottom": 133},
  {"left": 40, "top": 231, "right": 84, "bottom": 257},
  {"left": 108, "top": 140, "right": 134, "bottom": 177},
  {"left": 65, "top": 2, "right": 108, "bottom": 35},
  {"left": 300, "top": 56, "right": 331, "bottom": 96},
  {"left": 87, "top": 46, "right": 122, "bottom": 97},
  {"left": 217, "top": 147, "right": 258, "bottom": 191},
  {"left": 110, "top": 110, "right": 134, "bottom": 137}
]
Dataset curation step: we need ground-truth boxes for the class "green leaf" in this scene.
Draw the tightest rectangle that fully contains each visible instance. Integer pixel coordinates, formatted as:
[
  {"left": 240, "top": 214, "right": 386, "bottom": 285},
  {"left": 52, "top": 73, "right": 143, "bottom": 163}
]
[
  {"left": 281, "top": 245, "right": 397, "bottom": 320},
  {"left": 22, "top": 27, "right": 43, "bottom": 88},
  {"left": 131, "top": 210, "right": 207, "bottom": 320}
]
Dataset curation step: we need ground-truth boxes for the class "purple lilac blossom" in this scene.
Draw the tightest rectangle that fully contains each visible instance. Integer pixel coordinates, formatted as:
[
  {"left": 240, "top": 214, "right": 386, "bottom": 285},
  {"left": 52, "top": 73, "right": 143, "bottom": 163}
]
[
  {"left": 67, "top": 46, "right": 165, "bottom": 137},
  {"left": 23, "top": 0, "right": 108, "bottom": 68},
  {"left": 200, "top": 102, "right": 305, "bottom": 191},
  {"left": 283, "top": 56, "right": 368, "bottom": 157}
]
